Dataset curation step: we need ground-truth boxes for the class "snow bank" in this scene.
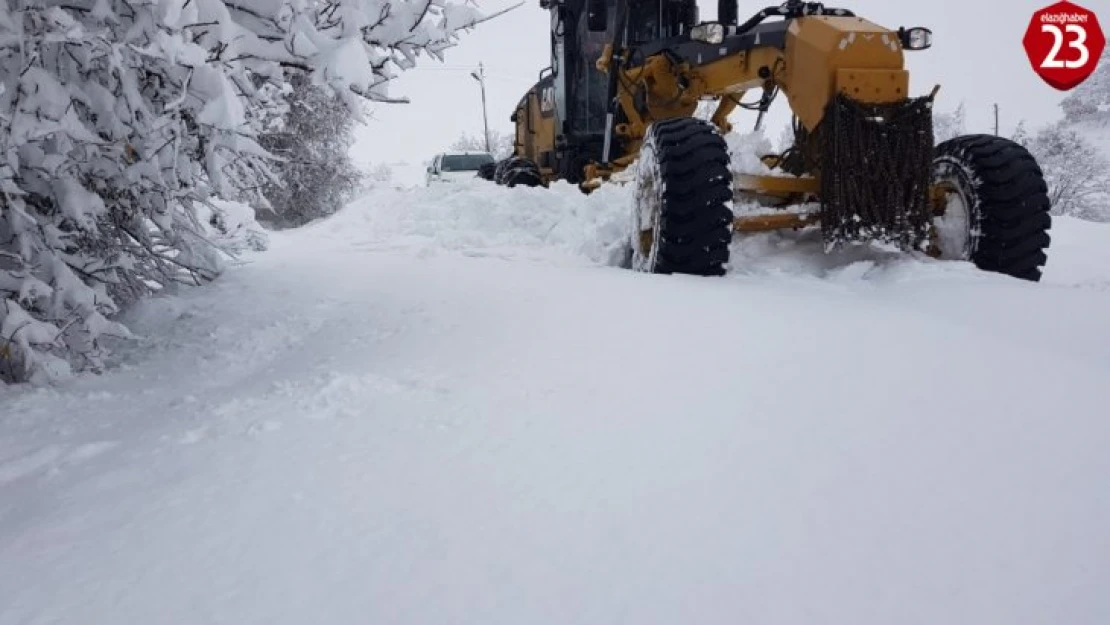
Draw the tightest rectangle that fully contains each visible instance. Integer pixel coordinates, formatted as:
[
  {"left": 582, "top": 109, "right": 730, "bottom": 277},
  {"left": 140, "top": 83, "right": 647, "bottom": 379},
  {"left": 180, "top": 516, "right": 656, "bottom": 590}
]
[
  {"left": 288, "top": 181, "right": 957, "bottom": 288},
  {"left": 287, "top": 162, "right": 1110, "bottom": 292},
  {"left": 725, "top": 128, "right": 776, "bottom": 175},
  {"left": 294, "top": 129, "right": 798, "bottom": 270},
  {"left": 1041, "top": 216, "right": 1110, "bottom": 290},
  {"left": 297, "top": 178, "right": 635, "bottom": 267}
]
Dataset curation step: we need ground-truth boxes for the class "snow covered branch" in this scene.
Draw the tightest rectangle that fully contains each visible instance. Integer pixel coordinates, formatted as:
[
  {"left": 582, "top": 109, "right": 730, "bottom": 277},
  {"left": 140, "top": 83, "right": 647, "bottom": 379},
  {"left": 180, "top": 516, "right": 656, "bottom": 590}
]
[{"left": 0, "top": 0, "right": 486, "bottom": 383}]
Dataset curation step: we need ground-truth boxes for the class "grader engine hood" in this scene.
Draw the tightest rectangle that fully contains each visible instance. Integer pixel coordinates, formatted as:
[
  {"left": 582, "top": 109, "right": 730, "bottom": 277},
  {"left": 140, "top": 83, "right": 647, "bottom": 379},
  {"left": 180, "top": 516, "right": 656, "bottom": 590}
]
[
  {"left": 782, "top": 16, "right": 911, "bottom": 131},
  {"left": 770, "top": 16, "right": 937, "bottom": 249}
]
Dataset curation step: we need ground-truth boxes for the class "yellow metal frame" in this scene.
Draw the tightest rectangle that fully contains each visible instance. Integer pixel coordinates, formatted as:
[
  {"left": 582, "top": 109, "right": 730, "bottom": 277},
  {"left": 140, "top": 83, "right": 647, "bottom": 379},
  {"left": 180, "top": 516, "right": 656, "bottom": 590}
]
[
  {"left": 735, "top": 173, "right": 819, "bottom": 197},
  {"left": 586, "top": 15, "right": 915, "bottom": 188},
  {"left": 727, "top": 178, "right": 956, "bottom": 242},
  {"left": 733, "top": 212, "right": 820, "bottom": 232},
  {"left": 574, "top": 14, "right": 947, "bottom": 243}
]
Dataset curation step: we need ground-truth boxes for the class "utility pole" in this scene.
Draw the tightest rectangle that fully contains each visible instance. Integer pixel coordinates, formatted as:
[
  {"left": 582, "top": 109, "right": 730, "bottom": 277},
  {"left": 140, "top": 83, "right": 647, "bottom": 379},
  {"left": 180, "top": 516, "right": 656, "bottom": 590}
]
[
  {"left": 470, "top": 62, "right": 491, "bottom": 153},
  {"left": 993, "top": 103, "right": 1000, "bottom": 136}
]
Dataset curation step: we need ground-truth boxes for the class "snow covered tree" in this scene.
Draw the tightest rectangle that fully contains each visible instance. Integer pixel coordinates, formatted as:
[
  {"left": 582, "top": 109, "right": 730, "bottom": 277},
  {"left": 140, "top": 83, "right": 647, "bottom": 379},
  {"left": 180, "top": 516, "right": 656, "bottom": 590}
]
[
  {"left": 933, "top": 102, "right": 967, "bottom": 143},
  {"left": 258, "top": 71, "right": 364, "bottom": 229},
  {"left": 368, "top": 163, "right": 394, "bottom": 184},
  {"left": 1026, "top": 122, "right": 1110, "bottom": 221},
  {"left": 1061, "top": 47, "right": 1110, "bottom": 125},
  {"left": 1010, "top": 120, "right": 1032, "bottom": 147},
  {"left": 0, "top": 0, "right": 486, "bottom": 384},
  {"left": 451, "top": 129, "right": 514, "bottom": 159}
]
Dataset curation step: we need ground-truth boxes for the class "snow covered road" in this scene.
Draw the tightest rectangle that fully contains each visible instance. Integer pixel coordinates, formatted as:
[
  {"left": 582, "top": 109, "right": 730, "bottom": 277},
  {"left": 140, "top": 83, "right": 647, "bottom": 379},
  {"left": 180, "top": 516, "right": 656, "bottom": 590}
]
[{"left": 3, "top": 181, "right": 1110, "bottom": 624}]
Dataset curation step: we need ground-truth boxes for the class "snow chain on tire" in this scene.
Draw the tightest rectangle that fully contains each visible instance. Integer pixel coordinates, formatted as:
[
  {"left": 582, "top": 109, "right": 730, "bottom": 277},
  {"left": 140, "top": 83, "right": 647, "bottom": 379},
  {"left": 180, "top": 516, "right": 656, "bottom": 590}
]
[
  {"left": 477, "top": 162, "right": 497, "bottom": 181},
  {"left": 496, "top": 156, "right": 543, "bottom": 188},
  {"left": 631, "top": 118, "right": 733, "bottom": 276},
  {"left": 932, "top": 134, "right": 1052, "bottom": 282}
]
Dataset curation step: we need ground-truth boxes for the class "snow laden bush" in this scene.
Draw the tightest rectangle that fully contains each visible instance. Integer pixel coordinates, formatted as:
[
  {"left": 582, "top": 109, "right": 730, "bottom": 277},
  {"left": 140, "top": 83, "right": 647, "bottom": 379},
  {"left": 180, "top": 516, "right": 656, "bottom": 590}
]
[
  {"left": 933, "top": 102, "right": 967, "bottom": 143},
  {"left": 258, "top": 71, "right": 364, "bottom": 229},
  {"left": 1023, "top": 124, "right": 1110, "bottom": 222},
  {"left": 0, "top": 0, "right": 484, "bottom": 384},
  {"left": 1061, "top": 48, "right": 1110, "bottom": 125},
  {"left": 1009, "top": 52, "right": 1110, "bottom": 222},
  {"left": 367, "top": 163, "right": 394, "bottom": 184},
  {"left": 450, "top": 129, "right": 514, "bottom": 159}
]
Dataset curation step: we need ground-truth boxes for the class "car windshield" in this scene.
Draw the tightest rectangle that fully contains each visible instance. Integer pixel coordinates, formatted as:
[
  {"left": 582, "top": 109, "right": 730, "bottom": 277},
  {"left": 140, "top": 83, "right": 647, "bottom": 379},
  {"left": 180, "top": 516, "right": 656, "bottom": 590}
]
[{"left": 441, "top": 154, "right": 494, "bottom": 171}]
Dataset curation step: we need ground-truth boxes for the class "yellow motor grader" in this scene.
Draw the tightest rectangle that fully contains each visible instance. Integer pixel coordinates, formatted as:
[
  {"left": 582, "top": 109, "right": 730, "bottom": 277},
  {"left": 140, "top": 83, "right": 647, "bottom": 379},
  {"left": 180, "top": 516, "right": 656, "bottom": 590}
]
[{"left": 485, "top": 0, "right": 1052, "bottom": 281}]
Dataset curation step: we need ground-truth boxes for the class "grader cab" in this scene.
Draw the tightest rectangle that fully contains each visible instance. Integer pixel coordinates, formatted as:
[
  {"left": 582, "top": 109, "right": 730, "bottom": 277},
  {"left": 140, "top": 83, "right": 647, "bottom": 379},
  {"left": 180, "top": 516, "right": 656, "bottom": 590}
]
[{"left": 487, "top": 0, "right": 1052, "bottom": 282}]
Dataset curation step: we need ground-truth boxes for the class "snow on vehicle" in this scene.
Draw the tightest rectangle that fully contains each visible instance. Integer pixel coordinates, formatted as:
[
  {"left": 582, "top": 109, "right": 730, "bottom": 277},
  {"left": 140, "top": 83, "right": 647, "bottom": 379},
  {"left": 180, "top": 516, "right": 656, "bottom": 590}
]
[{"left": 426, "top": 151, "right": 496, "bottom": 186}]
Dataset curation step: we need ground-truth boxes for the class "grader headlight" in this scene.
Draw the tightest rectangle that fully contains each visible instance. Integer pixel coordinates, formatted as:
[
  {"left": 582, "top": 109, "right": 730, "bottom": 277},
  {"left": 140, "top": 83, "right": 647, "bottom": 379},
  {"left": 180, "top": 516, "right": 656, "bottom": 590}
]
[
  {"left": 690, "top": 23, "right": 725, "bottom": 45},
  {"left": 898, "top": 26, "right": 933, "bottom": 50}
]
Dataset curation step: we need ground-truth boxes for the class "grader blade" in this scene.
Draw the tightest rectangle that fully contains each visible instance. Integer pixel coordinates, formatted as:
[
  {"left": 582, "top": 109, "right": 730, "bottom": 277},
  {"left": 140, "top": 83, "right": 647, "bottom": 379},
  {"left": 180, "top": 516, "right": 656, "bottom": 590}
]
[
  {"left": 733, "top": 212, "right": 820, "bottom": 233},
  {"left": 733, "top": 173, "right": 819, "bottom": 200}
]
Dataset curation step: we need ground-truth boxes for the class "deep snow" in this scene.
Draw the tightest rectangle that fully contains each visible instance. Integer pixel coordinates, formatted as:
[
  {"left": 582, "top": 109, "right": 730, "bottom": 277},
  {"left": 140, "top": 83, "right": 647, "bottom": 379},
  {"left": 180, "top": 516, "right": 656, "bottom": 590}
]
[{"left": 2, "top": 179, "right": 1110, "bottom": 625}]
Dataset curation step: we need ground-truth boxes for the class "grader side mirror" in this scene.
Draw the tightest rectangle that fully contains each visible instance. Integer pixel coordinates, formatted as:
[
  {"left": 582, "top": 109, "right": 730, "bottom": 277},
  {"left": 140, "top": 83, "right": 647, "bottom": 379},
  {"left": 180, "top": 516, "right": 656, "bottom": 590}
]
[{"left": 587, "top": 0, "right": 607, "bottom": 31}]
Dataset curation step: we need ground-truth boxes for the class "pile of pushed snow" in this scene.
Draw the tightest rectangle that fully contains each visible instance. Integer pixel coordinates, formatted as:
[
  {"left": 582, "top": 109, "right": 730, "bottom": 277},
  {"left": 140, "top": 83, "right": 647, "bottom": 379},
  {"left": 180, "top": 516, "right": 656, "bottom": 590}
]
[
  {"left": 725, "top": 128, "right": 776, "bottom": 175},
  {"left": 291, "top": 129, "right": 785, "bottom": 269},
  {"left": 1041, "top": 216, "right": 1110, "bottom": 290},
  {"left": 291, "top": 128, "right": 1110, "bottom": 290},
  {"left": 725, "top": 216, "right": 1110, "bottom": 287},
  {"left": 304, "top": 176, "right": 957, "bottom": 285},
  {"left": 296, "top": 178, "right": 636, "bottom": 267}
]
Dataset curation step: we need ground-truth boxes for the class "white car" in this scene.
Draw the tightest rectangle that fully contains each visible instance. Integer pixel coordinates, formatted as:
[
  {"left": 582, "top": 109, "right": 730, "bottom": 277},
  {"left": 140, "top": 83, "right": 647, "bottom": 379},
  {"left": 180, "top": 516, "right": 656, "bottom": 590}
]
[{"left": 426, "top": 151, "right": 495, "bottom": 186}]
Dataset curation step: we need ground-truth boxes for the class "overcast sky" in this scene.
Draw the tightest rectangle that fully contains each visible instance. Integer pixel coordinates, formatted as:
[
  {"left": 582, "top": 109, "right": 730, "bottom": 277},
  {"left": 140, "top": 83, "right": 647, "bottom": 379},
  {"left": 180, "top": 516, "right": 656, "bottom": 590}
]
[{"left": 350, "top": 0, "right": 1096, "bottom": 171}]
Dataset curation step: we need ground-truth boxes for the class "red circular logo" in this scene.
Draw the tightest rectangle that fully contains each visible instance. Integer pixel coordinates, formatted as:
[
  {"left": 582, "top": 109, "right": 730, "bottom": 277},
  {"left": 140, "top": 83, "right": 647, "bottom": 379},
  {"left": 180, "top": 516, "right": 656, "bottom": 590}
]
[{"left": 1023, "top": 1, "right": 1105, "bottom": 91}]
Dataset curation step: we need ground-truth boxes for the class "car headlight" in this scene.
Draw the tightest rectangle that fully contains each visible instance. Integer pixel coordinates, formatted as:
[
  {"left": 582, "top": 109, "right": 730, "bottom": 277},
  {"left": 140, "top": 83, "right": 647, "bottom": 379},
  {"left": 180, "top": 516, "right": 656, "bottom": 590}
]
[{"left": 690, "top": 22, "right": 725, "bottom": 45}]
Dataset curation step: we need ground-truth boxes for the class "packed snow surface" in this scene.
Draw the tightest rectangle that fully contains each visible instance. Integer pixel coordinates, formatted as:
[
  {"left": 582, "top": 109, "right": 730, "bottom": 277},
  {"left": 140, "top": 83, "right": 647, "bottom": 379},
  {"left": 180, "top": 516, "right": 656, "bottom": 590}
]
[{"left": 3, "top": 179, "right": 1110, "bottom": 624}]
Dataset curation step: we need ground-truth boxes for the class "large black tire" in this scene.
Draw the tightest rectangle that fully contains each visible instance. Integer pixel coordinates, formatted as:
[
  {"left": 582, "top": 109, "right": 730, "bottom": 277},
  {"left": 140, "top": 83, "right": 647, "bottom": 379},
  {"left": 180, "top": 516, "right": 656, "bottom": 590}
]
[
  {"left": 630, "top": 118, "right": 733, "bottom": 276},
  {"left": 932, "top": 135, "right": 1052, "bottom": 282},
  {"left": 477, "top": 161, "right": 497, "bottom": 181},
  {"left": 496, "top": 156, "right": 543, "bottom": 188}
]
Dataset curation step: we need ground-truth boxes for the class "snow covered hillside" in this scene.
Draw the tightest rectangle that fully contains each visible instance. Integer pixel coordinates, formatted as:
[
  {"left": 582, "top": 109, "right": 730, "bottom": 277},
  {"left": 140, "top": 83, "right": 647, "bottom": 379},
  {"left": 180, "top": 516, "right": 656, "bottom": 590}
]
[{"left": 2, "top": 180, "right": 1109, "bottom": 624}]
